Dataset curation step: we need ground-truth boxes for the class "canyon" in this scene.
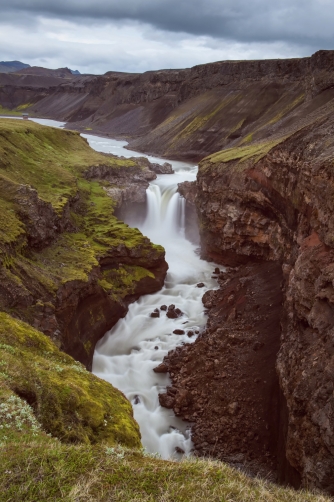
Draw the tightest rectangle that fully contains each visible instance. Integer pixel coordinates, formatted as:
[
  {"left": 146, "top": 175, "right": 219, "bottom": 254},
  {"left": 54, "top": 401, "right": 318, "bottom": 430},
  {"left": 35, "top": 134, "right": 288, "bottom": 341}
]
[{"left": 2, "top": 50, "right": 334, "bottom": 497}]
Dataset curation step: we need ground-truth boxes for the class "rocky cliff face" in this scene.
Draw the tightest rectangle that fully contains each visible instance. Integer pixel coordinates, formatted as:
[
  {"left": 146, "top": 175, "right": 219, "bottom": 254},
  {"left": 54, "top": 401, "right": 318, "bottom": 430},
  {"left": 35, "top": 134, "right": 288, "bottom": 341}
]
[{"left": 160, "top": 114, "right": 334, "bottom": 493}]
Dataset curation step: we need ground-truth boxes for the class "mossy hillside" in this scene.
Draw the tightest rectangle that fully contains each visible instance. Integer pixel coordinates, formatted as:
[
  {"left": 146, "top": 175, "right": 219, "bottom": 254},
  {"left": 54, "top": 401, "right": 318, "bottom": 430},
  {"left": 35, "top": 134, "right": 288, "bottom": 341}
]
[
  {"left": 0, "top": 443, "right": 330, "bottom": 502},
  {"left": 0, "top": 312, "right": 141, "bottom": 448},
  {"left": 0, "top": 119, "right": 136, "bottom": 212},
  {"left": 0, "top": 119, "right": 164, "bottom": 311},
  {"left": 135, "top": 85, "right": 306, "bottom": 161},
  {"left": 173, "top": 93, "right": 242, "bottom": 142},
  {"left": 0, "top": 105, "right": 22, "bottom": 116}
]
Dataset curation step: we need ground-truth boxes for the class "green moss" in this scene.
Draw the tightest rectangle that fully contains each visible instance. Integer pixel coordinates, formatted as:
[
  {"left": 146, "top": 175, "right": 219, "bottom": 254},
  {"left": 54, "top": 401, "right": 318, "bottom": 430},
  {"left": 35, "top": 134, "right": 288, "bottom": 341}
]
[
  {"left": 241, "top": 133, "right": 253, "bottom": 144},
  {"left": 0, "top": 198, "right": 25, "bottom": 247},
  {"left": 203, "top": 137, "right": 286, "bottom": 169},
  {"left": 228, "top": 118, "right": 245, "bottom": 135},
  {"left": 173, "top": 94, "right": 241, "bottom": 141},
  {"left": 267, "top": 93, "right": 305, "bottom": 126},
  {"left": 0, "top": 312, "right": 141, "bottom": 448},
  {"left": 99, "top": 266, "right": 155, "bottom": 298},
  {"left": 16, "top": 103, "right": 33, "bottom": 111},
  {"left": 32, "top": 233, "right": 99, "bottom": 286},
  {"left": 0, "top": 105, "right": 21, "bottom": 116},
  {"left": 0, "top": 119, "right": 136, "bottom": 212}
]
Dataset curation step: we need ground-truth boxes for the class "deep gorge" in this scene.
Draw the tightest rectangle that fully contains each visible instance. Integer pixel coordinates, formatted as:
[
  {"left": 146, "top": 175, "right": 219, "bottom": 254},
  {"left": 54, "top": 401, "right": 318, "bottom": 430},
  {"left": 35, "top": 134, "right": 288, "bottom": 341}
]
[{"left": 2, "top": 50, "right": 334, "bottom": 498}]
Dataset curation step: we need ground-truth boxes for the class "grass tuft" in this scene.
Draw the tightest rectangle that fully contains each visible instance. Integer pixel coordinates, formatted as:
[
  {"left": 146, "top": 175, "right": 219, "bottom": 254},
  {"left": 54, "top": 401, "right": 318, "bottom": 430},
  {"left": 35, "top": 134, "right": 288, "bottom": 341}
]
[{"left": 0, "top": 443, "right": 330, "bottom": 502}]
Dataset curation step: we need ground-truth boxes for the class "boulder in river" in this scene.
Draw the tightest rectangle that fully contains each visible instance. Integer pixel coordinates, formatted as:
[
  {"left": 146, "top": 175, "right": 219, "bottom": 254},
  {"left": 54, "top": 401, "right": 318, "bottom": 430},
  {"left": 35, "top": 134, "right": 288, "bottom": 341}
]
[
  {"left": 167, "top": 304, "right": 183, "bottom": 319},
  {"left": 149, "top": 162, "right": 174, "bottom": 174},
  {"left": 173, "top": 329, "right": 185, "bottom": 335},
  {"left": 150, "top": 308, "right": 160, "bottom": 318}
]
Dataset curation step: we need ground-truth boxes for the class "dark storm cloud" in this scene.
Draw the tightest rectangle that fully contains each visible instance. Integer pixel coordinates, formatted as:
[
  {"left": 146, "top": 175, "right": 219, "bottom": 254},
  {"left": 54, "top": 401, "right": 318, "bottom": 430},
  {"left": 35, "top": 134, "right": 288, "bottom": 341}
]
[{"left": 1, "top": 0, "right": 334, "bottom": 48}]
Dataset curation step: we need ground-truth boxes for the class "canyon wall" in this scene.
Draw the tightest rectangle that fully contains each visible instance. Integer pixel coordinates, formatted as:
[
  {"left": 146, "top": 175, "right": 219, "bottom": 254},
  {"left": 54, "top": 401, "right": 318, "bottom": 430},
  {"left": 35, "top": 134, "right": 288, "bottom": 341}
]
[
  {"left": 161, "top": 114, "right": 334, "bottom": 493},
  {"left": 2, "top": 51, "right": 334, "bottom": 161}
]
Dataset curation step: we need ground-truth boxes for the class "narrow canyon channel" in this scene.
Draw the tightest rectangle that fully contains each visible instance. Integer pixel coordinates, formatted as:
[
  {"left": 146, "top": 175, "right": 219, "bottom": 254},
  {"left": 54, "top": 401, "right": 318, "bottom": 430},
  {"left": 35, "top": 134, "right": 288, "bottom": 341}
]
[{"left": 30, "top": 118, "right": 218, "bottom": 459}]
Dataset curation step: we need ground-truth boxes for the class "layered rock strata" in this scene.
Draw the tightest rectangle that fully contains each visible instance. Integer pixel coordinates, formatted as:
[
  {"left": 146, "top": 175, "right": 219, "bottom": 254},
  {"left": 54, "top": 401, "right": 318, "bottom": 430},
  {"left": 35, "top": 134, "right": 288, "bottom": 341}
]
[{"left": 3, "top": 51, "right": 334, "bottom": 161}]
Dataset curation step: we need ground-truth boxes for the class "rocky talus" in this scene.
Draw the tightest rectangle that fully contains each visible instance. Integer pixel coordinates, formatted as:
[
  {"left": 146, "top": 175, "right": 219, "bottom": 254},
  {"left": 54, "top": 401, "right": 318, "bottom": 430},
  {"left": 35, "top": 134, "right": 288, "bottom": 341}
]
[{"left": 160, "top": 115, "right": 334, "bottom": 494}]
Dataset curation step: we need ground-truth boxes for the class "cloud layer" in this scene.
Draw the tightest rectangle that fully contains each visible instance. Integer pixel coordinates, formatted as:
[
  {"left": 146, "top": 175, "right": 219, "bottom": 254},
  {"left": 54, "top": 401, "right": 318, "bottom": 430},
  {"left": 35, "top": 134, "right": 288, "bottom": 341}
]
[{"left": 1, "top": 0, "right": 333, "bottom": 74}]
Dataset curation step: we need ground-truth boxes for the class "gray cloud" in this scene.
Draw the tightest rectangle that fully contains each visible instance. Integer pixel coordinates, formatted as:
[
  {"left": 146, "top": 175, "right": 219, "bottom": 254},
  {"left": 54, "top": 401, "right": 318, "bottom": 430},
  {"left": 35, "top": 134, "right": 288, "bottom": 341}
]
[
  {"left": 0, "top": 0, "right": 334, "bottom": 48},
  {"left": 0, "top": 0, "right": 333, "bottom": 74}
]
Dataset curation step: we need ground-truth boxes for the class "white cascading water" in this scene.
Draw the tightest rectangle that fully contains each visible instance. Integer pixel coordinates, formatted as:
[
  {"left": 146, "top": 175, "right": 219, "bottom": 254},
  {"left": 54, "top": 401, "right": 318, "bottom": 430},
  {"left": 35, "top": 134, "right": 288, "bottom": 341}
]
[
  {"left": 25, "top": 119, "right": 218, "bottom": 459},
  {"left": 92, "top": 161, "right": 218, "bottom": 460}
]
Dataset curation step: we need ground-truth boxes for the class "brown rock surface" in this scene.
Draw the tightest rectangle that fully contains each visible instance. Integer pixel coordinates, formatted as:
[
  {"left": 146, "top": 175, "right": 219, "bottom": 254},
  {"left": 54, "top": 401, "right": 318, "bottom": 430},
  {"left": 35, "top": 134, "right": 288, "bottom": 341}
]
[
  {"left": 160, "top": 114, "right": 334, "bottom": 494},
  {"left": 160, "top": 262, "right": 283, "bottom": 479}
]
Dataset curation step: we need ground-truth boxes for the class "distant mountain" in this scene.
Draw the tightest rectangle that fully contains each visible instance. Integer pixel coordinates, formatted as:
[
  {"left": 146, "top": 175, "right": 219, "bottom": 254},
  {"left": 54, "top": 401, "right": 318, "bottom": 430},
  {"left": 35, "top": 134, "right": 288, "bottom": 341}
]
[
  {"left": 0, "top": 62, "right": 80, "bottom": 76},
  {"left": 14, "top": 66, "right": 81, "bottom": 78},
  {"left": 0, "top": 60, "right": 30, "bottom": 73},
  {"left": 14, "top": 66, "right": 79, "bottom": 78}
]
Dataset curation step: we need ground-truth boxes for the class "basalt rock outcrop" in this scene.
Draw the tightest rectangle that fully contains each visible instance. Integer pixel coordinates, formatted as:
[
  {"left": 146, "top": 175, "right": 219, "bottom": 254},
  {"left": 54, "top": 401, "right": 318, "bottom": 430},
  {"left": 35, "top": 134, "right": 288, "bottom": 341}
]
[
  {"left": 159, "top": 262, "right": 283, "bottom": 478},
  {"left": 0, "top": 119, "right": 168, "bottom": 371},
  {"left": 160, "top": 114, "right": 334, "bottom": 494},
  {"left": 84, "top": 156, "right": 157, "bottom": 208}
]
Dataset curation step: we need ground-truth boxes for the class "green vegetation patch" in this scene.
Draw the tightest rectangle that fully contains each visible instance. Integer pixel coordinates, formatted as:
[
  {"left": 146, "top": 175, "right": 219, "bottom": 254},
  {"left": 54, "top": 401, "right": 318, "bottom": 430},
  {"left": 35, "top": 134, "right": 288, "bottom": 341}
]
[
  {"left": 99, "top": 265, "right": 155, "bottom": 298},
  {"left": 0, "top": 119, "right": 134, "bottom": 211},
  {"left": 0, "top": 312, "right": 141, "bottom": 448},
  {"left": 0, "top": 105, "right": 22, "bottom": 117},
  {"left": 0, "top": 442, "right": 329, "bottom": 502},
  {"left": 199, "top": 137, "right": 288, "bottom": 176},
  {"left": 29, "top": 232, "right": 99, "bottom": 286}
]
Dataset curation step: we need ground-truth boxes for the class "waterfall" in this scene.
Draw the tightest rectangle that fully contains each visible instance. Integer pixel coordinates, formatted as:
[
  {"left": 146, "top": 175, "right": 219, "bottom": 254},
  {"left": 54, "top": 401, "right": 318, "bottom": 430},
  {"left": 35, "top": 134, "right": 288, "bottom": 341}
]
[
  {"left": 93, "top": 170, "right": 218, "bottom": 460},
  {"left": 141, "top": 185, "right": 186, "bottom": 241}
]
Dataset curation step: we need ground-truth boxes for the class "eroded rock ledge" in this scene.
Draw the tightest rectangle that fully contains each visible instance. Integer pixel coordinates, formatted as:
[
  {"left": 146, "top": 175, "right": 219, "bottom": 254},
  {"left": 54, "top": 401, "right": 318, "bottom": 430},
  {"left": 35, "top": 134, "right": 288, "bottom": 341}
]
[{"left": 160, "top": 115, "right": 334, "bottom": 494}]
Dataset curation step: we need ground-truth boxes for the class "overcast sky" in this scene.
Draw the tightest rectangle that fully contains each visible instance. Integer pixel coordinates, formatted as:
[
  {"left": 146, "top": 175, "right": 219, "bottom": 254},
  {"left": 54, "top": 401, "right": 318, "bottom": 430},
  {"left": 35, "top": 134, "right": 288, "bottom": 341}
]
[{"left": 1, "top": 0, "right": 334, "bottom": 74}]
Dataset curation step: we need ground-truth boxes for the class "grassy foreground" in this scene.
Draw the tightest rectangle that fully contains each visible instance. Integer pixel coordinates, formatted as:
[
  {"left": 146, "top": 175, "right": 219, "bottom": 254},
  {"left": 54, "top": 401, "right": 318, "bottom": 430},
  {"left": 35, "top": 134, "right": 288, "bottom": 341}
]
[
  {"left": 0, "top": 313, "right": 140, "bottom": 448},
  {"left": 0, "top": 442, "right": 330, "bottom": 502}
]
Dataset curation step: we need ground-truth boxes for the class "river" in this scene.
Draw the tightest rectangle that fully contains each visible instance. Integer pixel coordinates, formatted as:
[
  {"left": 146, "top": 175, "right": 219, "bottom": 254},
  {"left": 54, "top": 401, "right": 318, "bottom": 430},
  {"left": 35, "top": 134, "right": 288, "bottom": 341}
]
[{"left": 23, "top": 118, "right": 219, "bottom": 459}]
